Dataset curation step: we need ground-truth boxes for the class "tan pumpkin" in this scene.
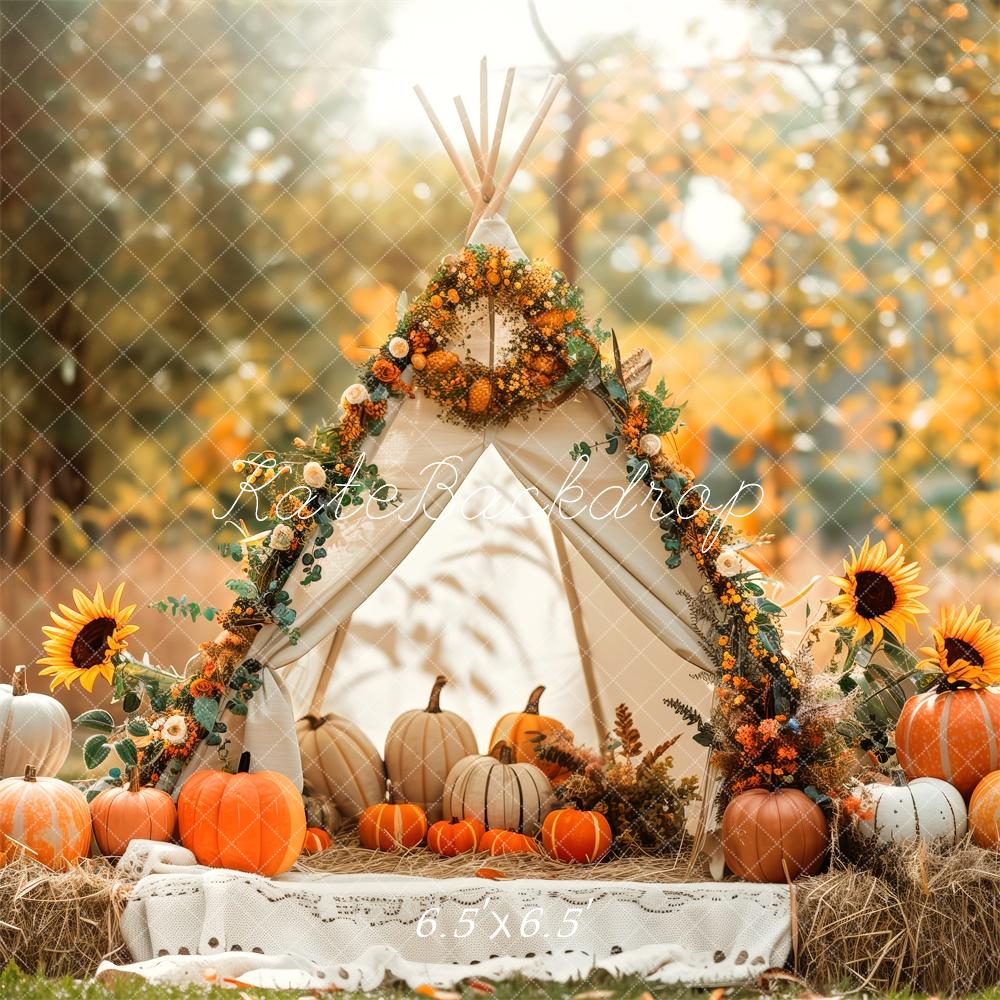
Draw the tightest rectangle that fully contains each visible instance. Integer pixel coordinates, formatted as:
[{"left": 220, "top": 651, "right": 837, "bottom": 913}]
[
  {"left": 0, "top": 665, "right": 72, "bottom": 778},
  {"left": 177, "top": 752, "right": 306, "bottom": 876},
  {"left": 90, "top": 768, "right": 177, "bottom": 856},
  {"left": 489, "top": 685, "right": 572, "bottom": 781},
  {"left": 0, "top": 765, "right": 91, "bottom": 869},
  {"left": 384, "top": 675, "right": 477, "bottom": 823},
  {"left": 722, "top": 788, "right": 829, "bottom": 883},
  {"left": 303, "top": 793, "right": 344, "bottom": 836},
  {"left": 442, "top": 740, "right": 554, "bottom": 836},
  {"left": 296, "top": 713, "right": 386, "bottom": 819}
]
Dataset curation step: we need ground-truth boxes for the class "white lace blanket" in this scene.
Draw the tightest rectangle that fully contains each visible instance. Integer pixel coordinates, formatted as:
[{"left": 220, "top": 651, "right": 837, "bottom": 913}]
[{"left": 97, "top": 842, "right": 790, "bottom": 990}]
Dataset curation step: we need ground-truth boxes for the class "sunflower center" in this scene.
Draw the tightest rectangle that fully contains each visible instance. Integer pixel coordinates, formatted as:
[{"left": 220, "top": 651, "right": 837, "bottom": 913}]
[
  {"left": 853, "top": 570, "right": 897, "bottom": 619},
  {"left": 70, "top": 617, "right": 117, "bottom": 670},
  {"left": 943, "top": 637, "right": 985, "bottom": 668}
]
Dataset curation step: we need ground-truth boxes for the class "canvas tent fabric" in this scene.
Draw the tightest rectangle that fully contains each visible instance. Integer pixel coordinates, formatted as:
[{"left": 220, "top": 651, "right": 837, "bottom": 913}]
[{"left": 176, "top": 217, "right": 718, "bottom": 799}]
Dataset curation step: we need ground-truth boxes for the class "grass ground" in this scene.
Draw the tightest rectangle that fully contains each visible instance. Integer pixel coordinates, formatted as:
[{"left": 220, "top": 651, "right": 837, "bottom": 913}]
[{"left": 4, "top": 967, "right": 1000, "bottom": 1000}]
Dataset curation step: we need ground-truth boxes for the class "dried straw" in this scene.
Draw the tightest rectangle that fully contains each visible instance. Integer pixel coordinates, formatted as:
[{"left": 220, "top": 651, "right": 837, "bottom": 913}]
[
  {"left": 0, "top": 856, "right": 132, "bottom": 978},
  {"left": 796, "top": 836, "right": 1000, "bottom": 995}
]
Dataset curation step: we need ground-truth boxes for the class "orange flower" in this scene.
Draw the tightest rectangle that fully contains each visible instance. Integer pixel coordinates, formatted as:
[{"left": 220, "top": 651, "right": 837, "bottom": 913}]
[
  {"left": 190, "top": 678, "right": 216, "bottom": 698},
  {"left": 372, "top": 358, "right": 400, "bottom": 383}
]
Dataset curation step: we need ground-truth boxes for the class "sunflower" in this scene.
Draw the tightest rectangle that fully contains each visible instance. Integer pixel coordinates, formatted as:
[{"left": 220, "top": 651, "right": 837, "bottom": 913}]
[
  {"left": 918, "top": 605, "right": 1000, "bottom": 689},
  {"left": 828, "top": 536, "right": 928, "bottom": 645},
  {"left": 38, "top": 583, "right": 139, "bottom": 692}
]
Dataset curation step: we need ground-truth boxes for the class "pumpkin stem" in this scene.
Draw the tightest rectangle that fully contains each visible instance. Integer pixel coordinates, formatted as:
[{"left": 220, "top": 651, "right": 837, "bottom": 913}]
[
  {"left": 298, "top": 714, "right": 329, "bottom": 730},
  {"left": 489, "top": 740, "right": 514, "bottom": 765},
  {"left": 890, "top": 769, "right": 907, "bottom": 787},
  {"left": 426, "top": 675, "right": 447, "bottom": 713},
  {"left": 128, "top": 767, "right": 142, "bottom": 793},
  {"left": 237, "top": 751, "right": 252, "bottom": 774},
  {"left": 11, "top": 665, "right": 28, "bottom": 696},
  {"left": 24, "top": 765, "right": 37, "bottom": 783},
  {"left": 523, "top": 685, "right": 545, "bottom": 715}
]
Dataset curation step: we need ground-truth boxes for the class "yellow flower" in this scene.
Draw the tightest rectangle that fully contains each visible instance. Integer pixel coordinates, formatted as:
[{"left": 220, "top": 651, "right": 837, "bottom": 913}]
[
  {"left": 38, "top": 583, "right": 139, "bottom": 692},
  {"left": 828, "top": 536, "right": 928, "bottom": 644},
  {"left": 918, "top": 605, "right": 1000, "bottom": 689}
]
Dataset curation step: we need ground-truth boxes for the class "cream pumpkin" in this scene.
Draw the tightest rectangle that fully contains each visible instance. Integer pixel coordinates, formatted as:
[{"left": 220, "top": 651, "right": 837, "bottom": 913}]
[
  {"left": 442, "top": 741, "right": 554, "bottom": 836},
  {"left": 0, "top": 765, "right": 92, "bottom": 869},
  {"left": 384, "top": 675, "right": 477, "bottom": 823},
  {"left": 855, "top": 773, "right": 967, "bottom": 846},
  {"left": 0, "top": 665, "right": 72, "bottom": 778},
  {"left": 296, "top": 713, "right": 386, "bottom": 819}
]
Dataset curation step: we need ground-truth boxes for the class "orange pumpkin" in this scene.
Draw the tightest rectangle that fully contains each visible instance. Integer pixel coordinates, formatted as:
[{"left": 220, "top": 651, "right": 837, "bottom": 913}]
[
  {"left": 0, "top": 765, "right": 91, "bottom": 869},
  {"left": 488, "top": 831, "right": 541, "bottom": 857},
  {"left": 721, "top": 788, "right": 829, "bottom": 883},
  {"left": 896, "top": 688, "right": 1000, "bottom": 796},
  {"left": 969, "top": 770, "right": 1000, "bottom": 849},
  {"left": 478, "top": 828, "right": 504, "bottom": 853},
  {"left": 427, "top": 817, "right": 485, "bottom": 857},
  {"left": 90, "top": 768, "right": 176, "bottom": 857},
  {"left": 303, "top": 826, "right": 333, "bottom": 854},
  {"left": 490, "top": 685, "right": 572, "bottom": 780},
  {"left": 358, "top": 793, "right": 427, "bottom": 851},
  {"left": 177, "top": 752, "right": 306, "bottom": 876},
  {"left": 541, "top": 808, "right": 613, "bottom": 863}
]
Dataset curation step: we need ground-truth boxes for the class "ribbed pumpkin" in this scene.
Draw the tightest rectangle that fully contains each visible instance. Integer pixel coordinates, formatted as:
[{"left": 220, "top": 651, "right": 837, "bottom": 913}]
[
  {"left": 488, "top": 831, "right": 541, "bottom": 856},
  {"left": 427, "top": 817, "right": 484, "bottom": 857},
  {"left": 896, "top": 688, "right": 1000, "bottom": 796},
  {"left": 442, "top": 740, "right": 554, "bottom": 836},
  {"left": 177, "top": 752, "right": 306, "bottom": 876},
  {"left": 0, "top": 765, "right": 91, "bottom": 869},
  {"left": 721, "top": 788, "right": 829, "bottom": 883},
  {"left": 489, "top": 685, "right": 572, "bottom": 781},
  {"left": 358, "top": 794, "right": 427, "bottom": 851},
  {"left": 541, "top": 808, "right": 613, "bottom": 863},
  {"left": 384, "top": 676, "right": 477, "bottom": 823},
  {"left": 969, "top": 770, "right": 1000, "bottom": 849},
  {"left": 303, "top": 793, "right": 344, "bottom": 836},
  {"left": 0, "top": 666, "right": 72, "bottom": 778},
  {"left": 296, "top": 713, "right": 386, "bottom": 820},
  {"left": 303, "top": 826, "right": 333, "bottom": 854},
  {"left": 855, "top": 773, "right": 967, "bottom": 846},
  {"left": 90, "top": 768, "right": 176, "bottom": 856}
]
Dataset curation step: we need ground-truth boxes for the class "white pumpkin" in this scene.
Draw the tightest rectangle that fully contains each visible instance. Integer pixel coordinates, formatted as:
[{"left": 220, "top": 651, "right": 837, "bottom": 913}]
[
  {"left": 384, "top": 675, "right": 477, "bottom": 823},
  {"left": 856, "top": 773, "right": 967, "bottom": 845},
  {"left": 443, "top": 740, "right": 555, "bottom": 836},
  {"left": 0, "top": 666, "right": 72, "bottom": 778},
  {"left": 295, "top": 713, "right": 385, "bottom": 820}
]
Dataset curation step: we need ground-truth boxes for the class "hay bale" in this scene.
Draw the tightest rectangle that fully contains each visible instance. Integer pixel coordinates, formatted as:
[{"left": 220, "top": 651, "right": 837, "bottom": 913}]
[
  {"left": 797, "top": 837, "right": 1000, "bottom": 994},
  {"left": 0, "top": 857, "right": 131, "bottom": 978}
]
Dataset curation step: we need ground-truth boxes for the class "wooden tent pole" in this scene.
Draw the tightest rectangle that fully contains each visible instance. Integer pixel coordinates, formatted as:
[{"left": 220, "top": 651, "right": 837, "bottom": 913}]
[
  {"left": 549, "top": 520, "right": 609, "bottom": 744},
  {"left": 454, "top": 95, "right": 487, "bottom": 182},
  {"left": 483, "top": 68, "right": 515, "bottom": 205},
  {"left": 479, "top": 56, "right": 489, "bottom": 156},
  {"left": 414, "top": 85, "right": 480, "bottom": 203},
  {"left": 307, "top": 616, "right": 352, "bottom": 716}
]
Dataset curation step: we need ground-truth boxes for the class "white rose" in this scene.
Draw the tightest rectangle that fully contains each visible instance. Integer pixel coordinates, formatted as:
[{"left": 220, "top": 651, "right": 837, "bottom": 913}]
[
  {"left": 302, "top": 461, "right": 327, "bottom": 489},
  {"left": 716, "top": 547, "right": 743, "bottom": 578},
  {"left": 341, "top": 383, "right": 369, "bottom": 407},
  {"left": 639, "top": 433, "right": 662, "bottom": 457},
  {"left": 388, "top": 336, "right": 409, "bottom": 359},
  {"left": 162, "top": 715, "right": 188, "bottom": 746},
  {"left": 269, "top": 523, "right": 295, "bottom": 551}
]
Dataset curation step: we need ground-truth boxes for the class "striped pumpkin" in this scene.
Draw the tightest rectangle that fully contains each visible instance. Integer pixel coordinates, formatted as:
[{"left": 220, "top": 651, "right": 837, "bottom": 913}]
[
  {"left": 0, "top": 765, "right": 91, "bottom": 869},
  {"left": 969, "top": 770, "right": 1000, "bottom": 849},
  {"left": 541, "top": 808, "right": 613, "bottom": 863},
  {"left": 488, "top": 831, "right": 541, "bottom": 856},
  {"left": 358, "top": 800, "right": 427, "bottom": 851},
  {"left": 427, "top": 817, "right": 484, "bottom": 856},
  {"left": 384, "top": 676, "right": 477, "bottom": 823},
  {"left": 442, "top": 741, "right": 554, "bottom": 836},
  {"left": 896, "top": 688, "right": 1000, "bottom": 797},
  {"left": 489, "top": 685, "right": 572, "bottom": 781}
]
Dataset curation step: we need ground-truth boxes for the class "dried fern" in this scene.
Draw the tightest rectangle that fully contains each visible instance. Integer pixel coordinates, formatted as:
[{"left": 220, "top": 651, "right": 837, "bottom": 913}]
[
  {"left": 613, "top": 703, "right": 643, "bottom": 758},
  {"left": 663, "top": 697, "right": 704, "bottom": 728}
]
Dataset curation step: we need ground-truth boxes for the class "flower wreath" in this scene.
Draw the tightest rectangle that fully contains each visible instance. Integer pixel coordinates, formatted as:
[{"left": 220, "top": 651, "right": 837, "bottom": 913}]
[{"left": 392, "top": 244, "right": 590, "bottom": 428}]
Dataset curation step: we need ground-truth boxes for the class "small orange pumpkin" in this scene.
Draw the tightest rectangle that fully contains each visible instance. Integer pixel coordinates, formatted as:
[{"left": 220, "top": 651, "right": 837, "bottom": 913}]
[
  {"left": 541, "top": 808, "right": 612, "bottom": 863},
  {"left": 358, "top": 789, "right": 427, "bottom": 851},
  {"left": 722, "top": 788, "right": 829, "bottom": 883},
  {"left": 0, "top": 765, "right": 91, "bottom": 870},
  {"left": 427, "top": 817, "right": 485, "bottom": 857},
  {"left": 177, "top": 751, "right": 306, "bottom": 876},
  {"left": 90, "top": 768, "right": 176, "bottom": 857},
  {"left": 969, "top": 770, "right": 1000, "bottom": 849},
  {"left": 488, "top": 831, "right": 541, "bottom": 857},
  {"left": 303, "top": 826, "right": 333, "bottom": 854},
  {"left": 490, "top": 685, "right": 572, "bottom": 781}
]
